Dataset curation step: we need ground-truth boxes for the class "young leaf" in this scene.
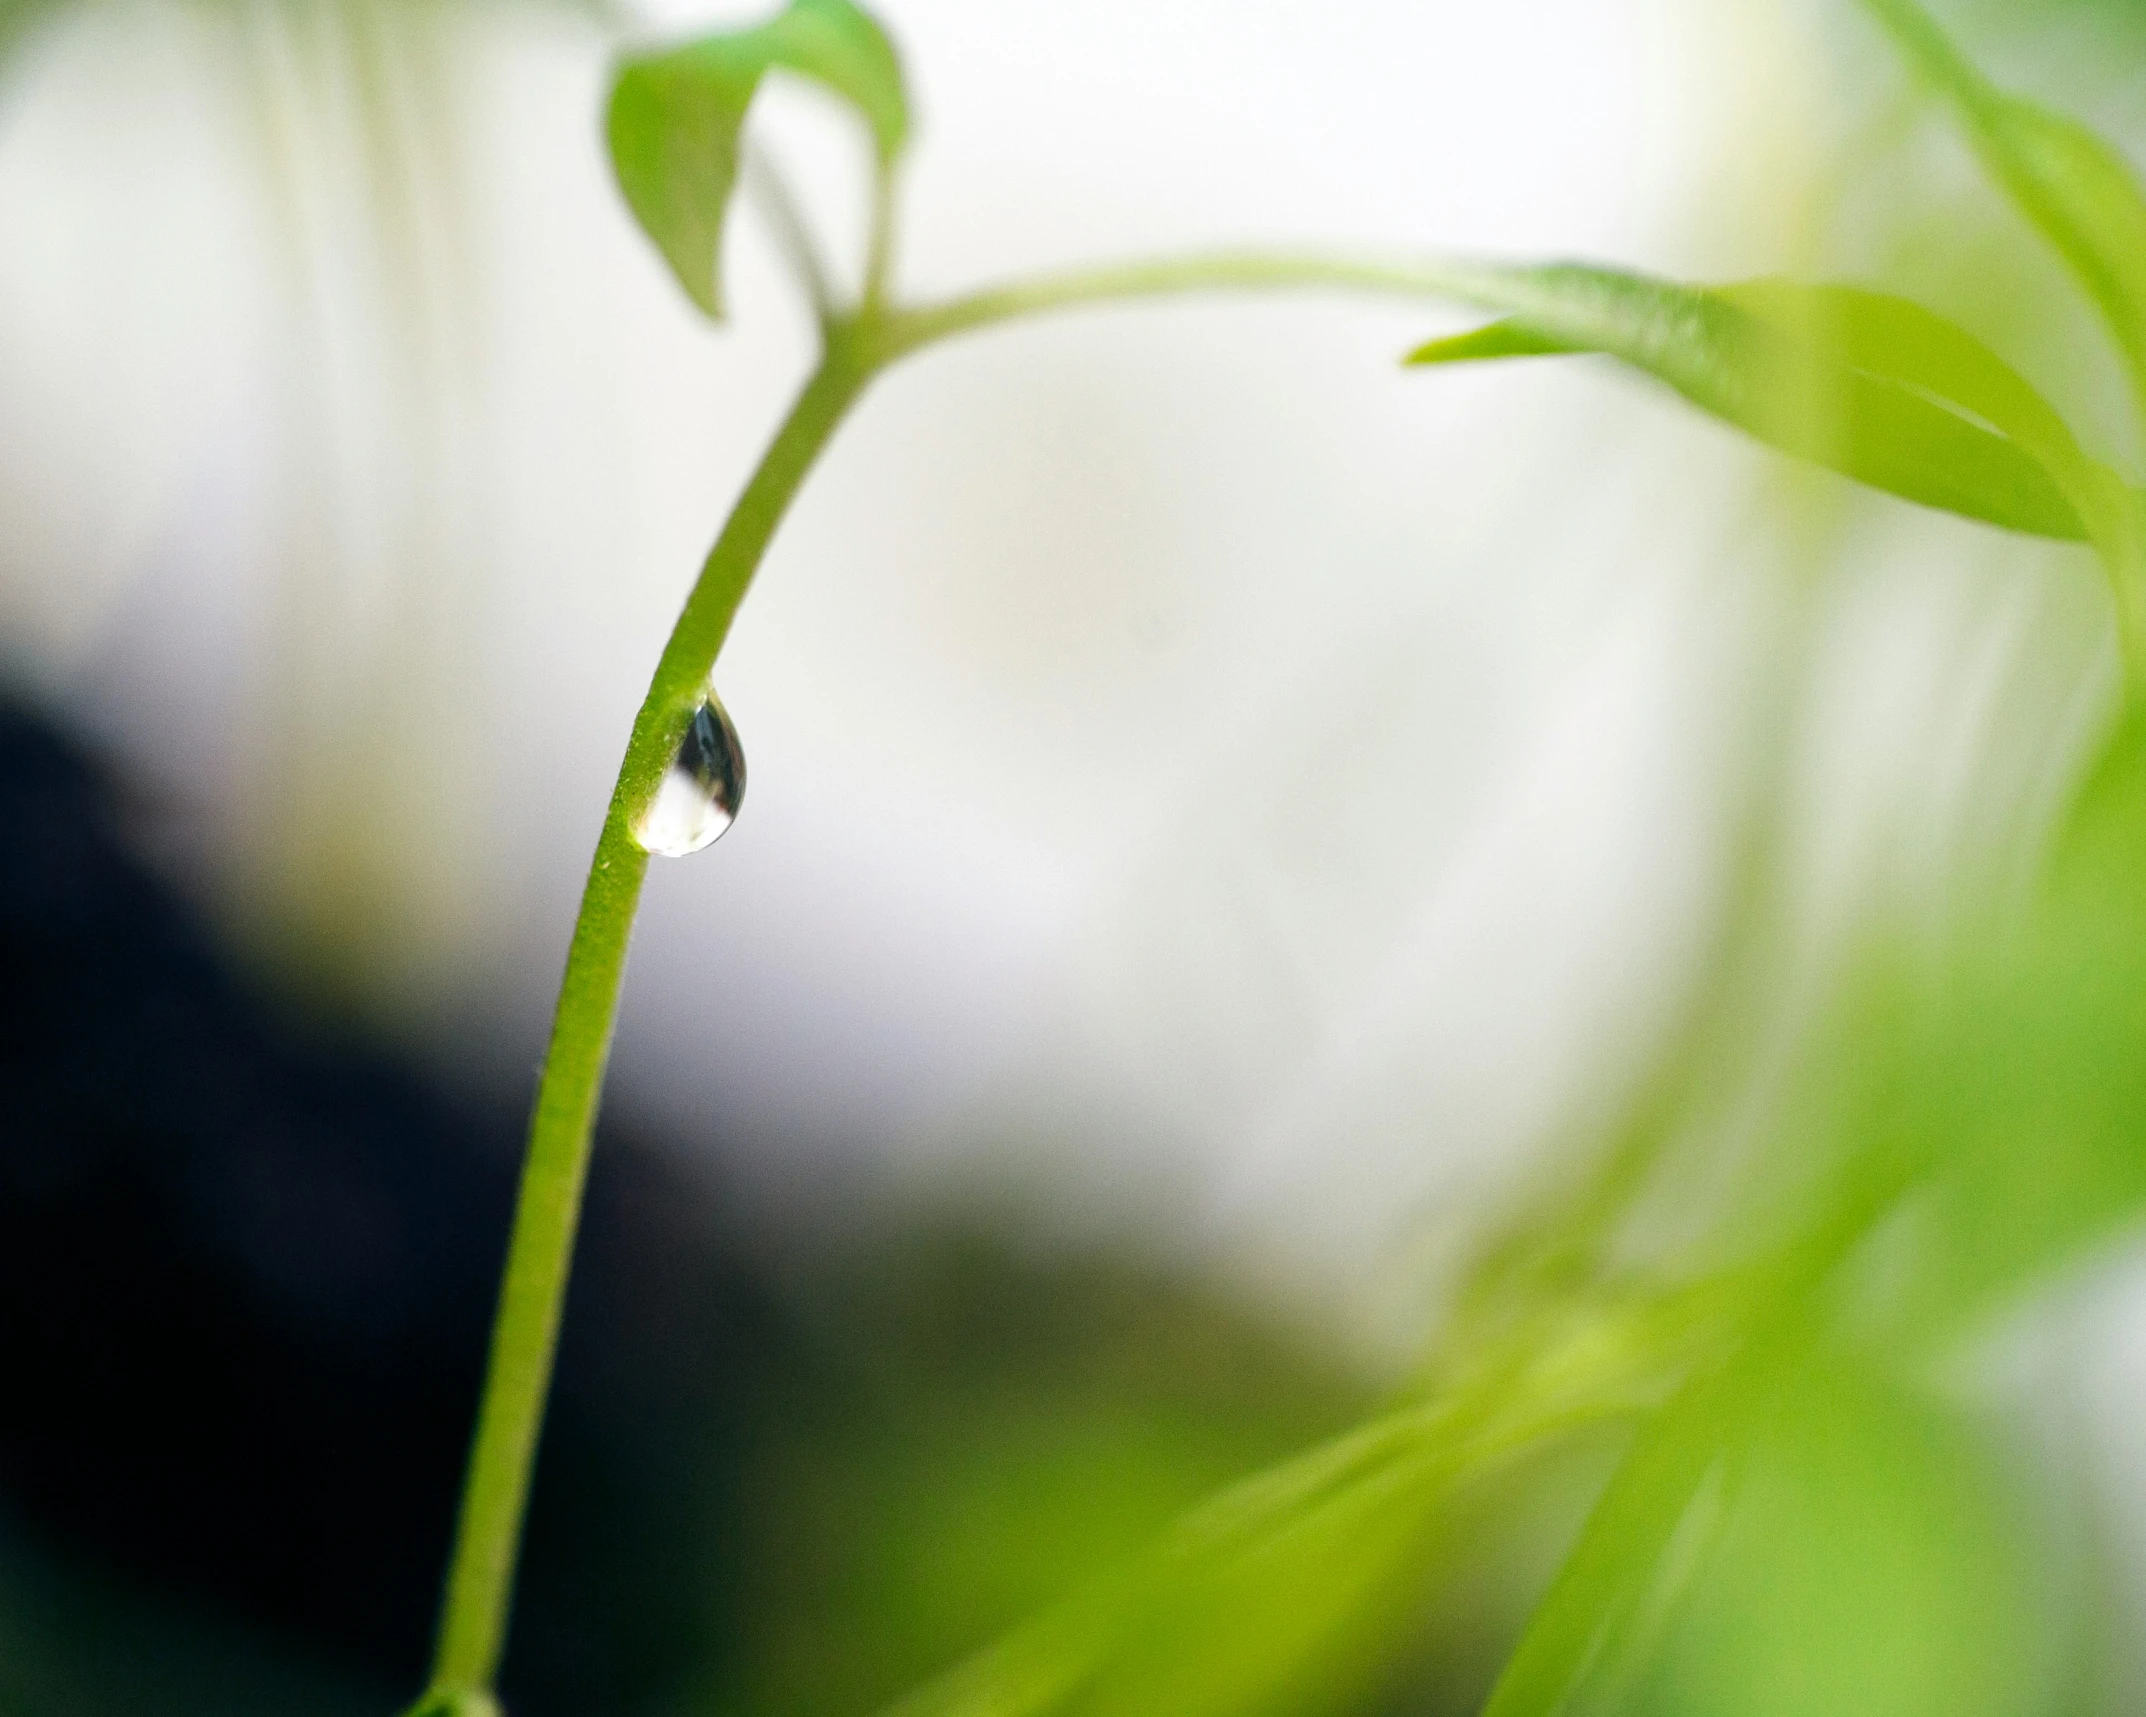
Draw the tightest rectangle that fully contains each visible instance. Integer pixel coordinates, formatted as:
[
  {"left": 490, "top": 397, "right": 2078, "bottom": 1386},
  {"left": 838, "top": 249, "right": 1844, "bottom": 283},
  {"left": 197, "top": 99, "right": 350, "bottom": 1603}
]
[
  {"left": 607, "top": 0, "right": 908, "bottom": 318},
  {"left": 1725, "top": 281, "right": 2146, "bottom": 586},
  {"left": 1407, "top": 266, "right": 2097, "bottom": 542},
  {"left": 1859, "top": 0, "right": 2146, "bottom": 426},
  {"left": 1413, "top": 268, "right": 2146, "bottom": 669}
]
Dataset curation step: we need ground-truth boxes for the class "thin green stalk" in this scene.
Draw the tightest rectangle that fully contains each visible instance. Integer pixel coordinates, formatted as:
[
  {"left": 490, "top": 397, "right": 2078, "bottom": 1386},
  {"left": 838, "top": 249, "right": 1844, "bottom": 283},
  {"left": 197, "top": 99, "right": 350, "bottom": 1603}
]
[
  {"left": 422, "top": 818, "right": 645, "bottom": 1714},
  {"left": 861, "top": 159, "right": 899, "bottom": 311},
  {"left": 882, "top": 249, "right": 1540, "bottom": 357},
  {"left": 420, "top": 344, "right": 873, "bottom": 1711}
]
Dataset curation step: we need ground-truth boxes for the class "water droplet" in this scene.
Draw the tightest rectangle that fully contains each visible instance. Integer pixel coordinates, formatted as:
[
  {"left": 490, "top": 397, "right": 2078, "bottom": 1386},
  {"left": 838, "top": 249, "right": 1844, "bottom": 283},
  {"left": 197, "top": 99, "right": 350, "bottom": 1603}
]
[{"left": 633, "top": 691, "right": 746, "bottom": 857}]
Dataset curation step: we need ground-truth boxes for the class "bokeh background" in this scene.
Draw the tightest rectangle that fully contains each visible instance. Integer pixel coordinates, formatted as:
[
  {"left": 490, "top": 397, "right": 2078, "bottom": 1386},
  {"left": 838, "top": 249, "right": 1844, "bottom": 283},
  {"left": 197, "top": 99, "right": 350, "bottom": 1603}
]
[{"left": 5, "top": 0, "right": 2146, "bottom": 1712}]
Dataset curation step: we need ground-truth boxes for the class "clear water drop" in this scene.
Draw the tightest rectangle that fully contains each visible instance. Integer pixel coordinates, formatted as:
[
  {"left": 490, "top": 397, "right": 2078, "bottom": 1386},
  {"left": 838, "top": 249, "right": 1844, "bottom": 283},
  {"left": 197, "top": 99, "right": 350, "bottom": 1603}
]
[{"left": 633, "top": 691, "right": 746, "bottom": 857}]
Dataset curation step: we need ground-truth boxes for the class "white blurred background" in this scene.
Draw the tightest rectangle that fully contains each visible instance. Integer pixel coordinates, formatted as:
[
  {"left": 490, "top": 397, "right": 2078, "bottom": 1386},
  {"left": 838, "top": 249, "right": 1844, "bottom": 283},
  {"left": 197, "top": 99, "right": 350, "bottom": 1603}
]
[{"left": 0, "top": 0, "right": 2120, "bottom": 1347}]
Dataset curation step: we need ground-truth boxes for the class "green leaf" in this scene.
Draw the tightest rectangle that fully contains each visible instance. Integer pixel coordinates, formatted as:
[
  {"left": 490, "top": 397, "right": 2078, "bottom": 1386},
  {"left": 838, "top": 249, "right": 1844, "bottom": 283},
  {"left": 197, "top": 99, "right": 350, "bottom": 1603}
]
[
  {"left": 1631, "top": 1358, "right": 2039, "bottom": 1717},
  {"left": 1477, "top": 1313, "right": 1807, "bottom": 1717},
  {"left": 606, "top": 0, "right": 908, "bottom": 318},
  {"left": 1860, "top": 0, "right": 2146, "bottom": 422},
  {"left": 1721, "top": 281, "right": 2146, "bottom": 604},
  {"left": 1899, "top": 705, "right": 2146, "bottom": 1319},
  {"left": 876, "top": 1299, "right": 1686, "bottom": 1717},
  {"left": 879, "top": 1410, "right": 1458, "bottom": 1717},
  {"left": 1407, "top": 267, "right": 2119, "bottom": 544}
]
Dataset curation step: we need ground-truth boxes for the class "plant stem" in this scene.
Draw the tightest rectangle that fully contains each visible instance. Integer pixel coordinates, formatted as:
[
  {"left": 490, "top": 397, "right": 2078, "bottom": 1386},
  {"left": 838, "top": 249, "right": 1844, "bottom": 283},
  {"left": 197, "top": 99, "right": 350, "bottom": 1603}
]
[
  {"left": 424, "top": 238, "right": 1888, "bottom": 1710},
  {"left": 861, "top": 158, "right": 899, "bottom": 311},
  {"left": 420, "top": 346, "right": 872, "bottom": 1708},
  {"left": 881, "top": 248, "right": 1542, "bottom": 356},
  {"left": 416, "top": 245, "right": 1498, "bottom": 1712},
  {"left": 423, "top": 817, "right": 645, "bottom": 1710}
]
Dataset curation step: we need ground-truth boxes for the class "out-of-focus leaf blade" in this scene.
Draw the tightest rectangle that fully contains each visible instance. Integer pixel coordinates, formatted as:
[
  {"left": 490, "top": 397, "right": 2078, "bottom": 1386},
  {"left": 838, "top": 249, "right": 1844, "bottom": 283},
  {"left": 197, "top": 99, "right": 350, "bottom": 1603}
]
[
  {"left": 1903, "top": 707, "right": 2146, "bottom": 1318},
  {"left": 1406, "top": 266, "right": 2094, "bottom": 542},
  {"left": 1632, "top": 1357, "right": 2039, "bottom": 1717},
  {"left": 879, "top": 1303, "right": 1686, "bottom": 1717},
  {"left": 880, "top": 1410, "right": 1459, "bottom": 1717},
  {"left": 1728, "top": 282, "right": 2146, "bottom": 633},
  {"left": 1478, "top": 1310, "right": 1808, "bottom": 1717},
  {"left": 1861, "top": 0, "right": 2146, "bottom": 419},
  {"left": 606, "top": 0, "right": 907, "bottom": 318}
]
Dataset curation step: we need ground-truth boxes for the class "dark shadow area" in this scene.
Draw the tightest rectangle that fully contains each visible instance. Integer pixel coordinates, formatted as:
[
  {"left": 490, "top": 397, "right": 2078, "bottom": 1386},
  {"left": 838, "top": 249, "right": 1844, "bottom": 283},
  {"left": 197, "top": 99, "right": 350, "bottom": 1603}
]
[{"left": 0, "top": 694, "right": 797, "bottom": 1710}]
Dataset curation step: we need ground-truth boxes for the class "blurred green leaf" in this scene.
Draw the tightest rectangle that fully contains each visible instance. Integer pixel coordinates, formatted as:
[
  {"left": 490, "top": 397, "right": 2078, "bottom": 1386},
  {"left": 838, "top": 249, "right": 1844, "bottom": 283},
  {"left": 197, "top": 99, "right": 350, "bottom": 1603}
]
[
  {"left": 607, "top": 0, "right": 906, "bottom": 317},
  {"left": 878, "top": 1410, "right": 1460, "bottom": 1717},
  {"left": 1861, "top": 0, "right": 2146, "bottom": 421},
  {"left": 0, "top": 0, "right": 54, "bottom": 70},
  {"left": 1901, "top": 708, "right": 2146, "bottom": 1318},
  {"left": 874, "top": 1296, "right": 1713, "bottom": 1717},
  {"left": 1406, "top": 268, "right": 2102, "bottom": 543},
  {"left": 1633, "top": 1356, "right": 2039, "bottom": 1717},
  {"left": 1727, "top": 281, "right": 2146, "bottom": 628},
  {"left": 1476, "top": 1296, "right": 1823, "bottom": 1717}
]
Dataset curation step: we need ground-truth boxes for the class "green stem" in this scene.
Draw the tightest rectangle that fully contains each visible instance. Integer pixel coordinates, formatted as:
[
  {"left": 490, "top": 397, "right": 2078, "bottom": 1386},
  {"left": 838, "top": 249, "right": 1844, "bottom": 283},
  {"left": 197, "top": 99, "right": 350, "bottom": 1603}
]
[
  {"left": 412, "top": 245, "right": 1642, "bottom": 1711},
  {"left": 422, "top": 819, "right": 645, "bottom": 1712},
  {"left": 861, "top": 158, "right": 899, "bottom": 311},
  {"left": 420, "top": 346, "right": 872, "bottom": 1708},
  {"left": 882, "top": 248, "right": 1538, "bottom": 357}
]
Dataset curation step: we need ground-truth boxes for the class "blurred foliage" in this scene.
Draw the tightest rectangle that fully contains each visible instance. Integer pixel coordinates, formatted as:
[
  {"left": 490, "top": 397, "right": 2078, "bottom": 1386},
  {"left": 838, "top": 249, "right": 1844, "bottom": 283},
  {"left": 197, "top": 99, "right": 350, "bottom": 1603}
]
[
  {"left": 692, "top": 1233, "right": 1373, "bottom": 1717},
  {"left": 838, "top": 641, "right": 2146, "bottom": 1717},
  {"left": 831, "top": 5, "right": 2146, "bottom": 1717}
]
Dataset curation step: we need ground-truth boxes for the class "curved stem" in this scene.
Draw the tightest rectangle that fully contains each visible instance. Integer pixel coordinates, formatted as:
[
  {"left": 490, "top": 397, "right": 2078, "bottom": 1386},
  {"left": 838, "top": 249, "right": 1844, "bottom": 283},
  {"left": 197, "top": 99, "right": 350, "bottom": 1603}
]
[
  {"left": 420, "top": 347, "right": 872, "bottom": 1708},
  {"left": 416, "top": 243, "right": 1589, "bottom": 1712},
  {"left": 879, "top": 248, "right": 1535, "bottom": 358},
  {"left": 424, "top": 817, "right": 646, "bottom": 1708}
]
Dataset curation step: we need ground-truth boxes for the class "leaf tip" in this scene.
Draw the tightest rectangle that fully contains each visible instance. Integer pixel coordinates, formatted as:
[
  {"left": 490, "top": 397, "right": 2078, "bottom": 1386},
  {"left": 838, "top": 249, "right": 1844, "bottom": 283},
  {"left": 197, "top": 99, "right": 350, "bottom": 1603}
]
[{"left": 1404, "top": 321, "right": 1575, "bottom": 367}]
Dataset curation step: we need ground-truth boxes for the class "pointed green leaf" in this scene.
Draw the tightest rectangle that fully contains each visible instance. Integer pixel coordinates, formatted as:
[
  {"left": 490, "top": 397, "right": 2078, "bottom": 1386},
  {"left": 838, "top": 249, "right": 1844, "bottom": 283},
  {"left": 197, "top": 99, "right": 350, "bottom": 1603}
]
[
  {"left": 1407, "top": 322, "right": 1573, "bottom": 365},
  {"left": 606, "top": 0, "right": 907, "bottom": 318},
  {"left": 1860, "top": 0, "right": 2146, "bottom": 422},
  {"left": 607, "top": 54, "right": 757, "bottom": 318},
  {"left": 1406, "top": 265, "right": 2101, "bottom": 542}
]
